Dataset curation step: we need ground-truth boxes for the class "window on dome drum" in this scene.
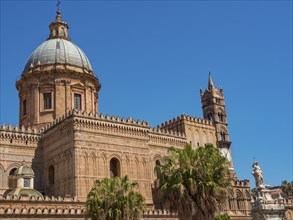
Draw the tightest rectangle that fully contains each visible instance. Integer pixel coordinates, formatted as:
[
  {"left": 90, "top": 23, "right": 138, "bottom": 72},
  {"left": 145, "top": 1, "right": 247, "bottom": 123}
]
[
  {"left": 55, "top": 27, "right": 58, "bottom": 36},
  {"left": 74, "top": 94, "right": 82, "bottom": 110},
  {"left": 48, "top": 165, "right": 54, "bottom": 185},
  {"left": 110, "top": 158, "right": 120, "bottom": 178},
  {"left": 23, "top": 100, "right": 27, "bottom": 116},
  {"left": 24, "top": 178, "right": 30, "bottom": 188},
  {"left": 8, "top": 168, "right": 17, "bottom": 189},
  {"left": 43, "top": 93, "right": 52, "bottom": 109},
  {"left": 60, "top": 27, "right": 65, "bottom": 36}
]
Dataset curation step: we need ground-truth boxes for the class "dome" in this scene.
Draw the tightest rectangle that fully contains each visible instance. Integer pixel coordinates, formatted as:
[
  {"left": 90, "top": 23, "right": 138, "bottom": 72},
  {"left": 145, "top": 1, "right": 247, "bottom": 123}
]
[
  {"left": 23, "top": 38, "right": 93, "bottom": 72},
  {"left": 14, "top": 164, "right": 34, "bottom": 176},
  {"left": 8, "top": 188, "right": 44, "bottom": 199}
]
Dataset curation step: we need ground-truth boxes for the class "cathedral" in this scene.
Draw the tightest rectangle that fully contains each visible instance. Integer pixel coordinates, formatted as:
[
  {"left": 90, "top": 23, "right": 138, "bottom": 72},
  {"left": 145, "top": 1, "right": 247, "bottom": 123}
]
[{"left": 0, "top": 8, "right": 253, "bottom": 220}]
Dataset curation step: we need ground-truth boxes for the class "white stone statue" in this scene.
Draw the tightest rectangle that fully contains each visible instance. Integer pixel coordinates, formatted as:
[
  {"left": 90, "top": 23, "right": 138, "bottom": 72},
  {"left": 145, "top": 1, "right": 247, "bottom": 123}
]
[{"left": 252, "top": 161, "right": 264, "bottom": 187}]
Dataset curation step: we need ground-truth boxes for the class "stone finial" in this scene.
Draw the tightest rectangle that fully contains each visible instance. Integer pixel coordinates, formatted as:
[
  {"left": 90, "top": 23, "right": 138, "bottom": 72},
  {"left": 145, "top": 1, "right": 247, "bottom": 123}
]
[
  {"left": 208, "top": 72, "right": 215, "bottom": 91},
  {"left": 48, "top": 6, "right": 70, "bottom": 40}
]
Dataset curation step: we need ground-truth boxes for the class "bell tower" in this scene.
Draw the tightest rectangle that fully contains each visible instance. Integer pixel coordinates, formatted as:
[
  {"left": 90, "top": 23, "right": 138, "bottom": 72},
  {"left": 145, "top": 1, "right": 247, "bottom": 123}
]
[{"left": 200, "top": 73, "right": 235, "bottom": 172}]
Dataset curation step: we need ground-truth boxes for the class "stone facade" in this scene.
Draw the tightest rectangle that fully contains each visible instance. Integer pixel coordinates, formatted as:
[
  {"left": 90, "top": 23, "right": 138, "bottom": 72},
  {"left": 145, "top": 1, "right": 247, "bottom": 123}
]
[{"left": 0, "top": 8, "right": 253, "bottom": 219}]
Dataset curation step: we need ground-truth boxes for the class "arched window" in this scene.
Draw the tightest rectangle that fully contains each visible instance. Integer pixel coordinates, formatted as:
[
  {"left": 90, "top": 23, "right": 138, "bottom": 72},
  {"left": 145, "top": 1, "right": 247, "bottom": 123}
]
[
  {"left": 60, "top": 27, "right": 65, "bottom": 36},
  {"left": 218, "top": 113, "right": 223, "bottom": 122},
  {"left": 48, "top": 165, "right": 54, "bottom": 185},
  {"left": 154, "top": 160, "right": 161, "bottom": 179},
  {"left": 8, "top": 168, "right": 17, "bottom": 189},
  {"left": 207, "top": 113, "right": 213, "bottom": 121},
  {"left": 220, "top": 132, "right": 226, "bottom": 141},
  {"left": 110, "top": 158, "right": 120, "bottom": 178},
  {"left": 55, "top": 27, "right": 59, "bottom": 36}
]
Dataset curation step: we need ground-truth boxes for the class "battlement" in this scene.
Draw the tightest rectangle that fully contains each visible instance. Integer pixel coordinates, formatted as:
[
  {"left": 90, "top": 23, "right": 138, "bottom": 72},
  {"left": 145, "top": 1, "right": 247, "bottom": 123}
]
[
  {"left": 150, "top": 127, "right": 185, "bottom": 138},
  {"left": 0, "top": 195, "right": 85, "bottom": 217},
  {"left": 41, "top": 109, "right": 150, "bottom": 133},
  {"left": 38, "top": 110, "right": 188, "bottom": 145},
  {"left": 0, "top": 124, "right": 40, "bottom": 144},
  {"left": 0, "top": 194, "right": 178, "bottom": 219},
  {"left": 142, "top": 209, "right": 178, "bottom": 218},
  {"left": 0, "top": 194, "right": 79, "bottom": 203},
  {"left": 149, "top": 128, "right": 187, "bottom": 148},
  {"left": 233, "top": 179, "right": 250, "bottom": 187},
  {"left": 158, "top": 114, "right": 213, "bottom": 130},
  {"left": 0, "top": 124, "right": 39, "bottom": 134}
]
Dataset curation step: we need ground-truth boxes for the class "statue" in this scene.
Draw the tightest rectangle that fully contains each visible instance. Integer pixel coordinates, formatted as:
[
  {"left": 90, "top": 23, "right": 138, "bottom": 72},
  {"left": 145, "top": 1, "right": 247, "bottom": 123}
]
[{"left": 252, "top": 161, "right": 264, "bottom": 187}]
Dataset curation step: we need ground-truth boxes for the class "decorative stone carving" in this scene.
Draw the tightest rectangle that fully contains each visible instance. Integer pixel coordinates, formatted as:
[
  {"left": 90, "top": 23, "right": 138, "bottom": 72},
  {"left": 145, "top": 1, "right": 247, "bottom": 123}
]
[
  {"left": 251, "top": 161, "right": 286, "bottom": 220},
  {"left": 252, "top": 161, "right": 264, "bottom": 188}
]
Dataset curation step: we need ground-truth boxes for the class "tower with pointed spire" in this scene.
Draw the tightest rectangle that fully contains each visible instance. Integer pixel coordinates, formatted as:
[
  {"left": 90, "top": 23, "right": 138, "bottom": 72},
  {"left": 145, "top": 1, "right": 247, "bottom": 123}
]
[{"left": 200, "top": 73, "right": 235, "bottom": 171}]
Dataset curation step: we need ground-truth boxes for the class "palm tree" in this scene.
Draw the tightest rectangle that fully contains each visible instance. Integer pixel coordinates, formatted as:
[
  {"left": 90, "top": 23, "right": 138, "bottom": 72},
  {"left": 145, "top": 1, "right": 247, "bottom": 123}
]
[
  {"left": 281, "top": 180, "right": 293, "bottom": 197},
  {"left": 86, "top": 175, "right": 145, "bottom": 220},
  {"left": 155, "top": 143, "right": 230, "bottom": 220}
]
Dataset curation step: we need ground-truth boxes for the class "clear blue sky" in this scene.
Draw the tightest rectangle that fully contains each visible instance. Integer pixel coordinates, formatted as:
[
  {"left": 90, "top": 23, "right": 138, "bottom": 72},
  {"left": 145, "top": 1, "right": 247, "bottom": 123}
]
[{"left": 0, "top": 1, "right": 292, "bottom": 187}]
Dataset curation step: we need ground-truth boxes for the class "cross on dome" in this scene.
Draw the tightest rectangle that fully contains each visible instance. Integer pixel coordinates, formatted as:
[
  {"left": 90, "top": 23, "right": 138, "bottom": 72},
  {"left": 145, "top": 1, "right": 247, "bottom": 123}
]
[{"left": 48, "top": 3, "right": 70, "bottom": 41}]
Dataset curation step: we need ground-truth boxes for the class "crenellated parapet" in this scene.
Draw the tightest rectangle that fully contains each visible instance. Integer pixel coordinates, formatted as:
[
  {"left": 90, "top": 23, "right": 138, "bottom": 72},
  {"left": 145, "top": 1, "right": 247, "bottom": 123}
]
[
  {"left": 0, "top": 194, "right": 85, "bottom": 217},
  {"left": 149, "top": 128, "right": 187, "bottom": 148},
  {"left": 0, "top": 194, "right": 178, "bottom": 219},
  {"left": 158, "top": 114, "right": 214, "bottom": 132},
  {"left": 40, "top": 110, "right": 187, "bottom": 142},
  {"left": 142, "top": 209, "right": 178, "bottom": 219},
  {"left": 0, "top": 124, "right": 40, "bottom": 145},
  {"left": 41, "top": 110, "right": 149, "bottom": 132},
  {"left": 233, "top": 179, "right": 250, "bottom": 188}
]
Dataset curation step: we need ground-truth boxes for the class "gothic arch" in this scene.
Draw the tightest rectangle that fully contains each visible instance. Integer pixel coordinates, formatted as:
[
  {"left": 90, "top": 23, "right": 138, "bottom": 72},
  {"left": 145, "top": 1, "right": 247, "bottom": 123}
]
[
  {"left": 124, "top": 155, "right": 131, "bottom": 177},
  {"left": 202, "top": 130, "right": 207, "bottom": 144},
  {"left": 83, "top": 150, "right": 89, "bottom": 158},
  {"left": 82, "top": 150, "right": 89, "bottom": 176},
  {"left": 153, "top": 154, "right": 163, "bottom": 163},
  {"left": 90, "top": 151, "right": 97, "bottom": 176},
  {"left": 134, "top": 156, "right": 140, "bottom": 179},
  {"left": 228, "top": 190, "right": 235, "bottom": 211},
  {"left": 219, "top": 125, "right": 228, "bottom": 133},
  {"left": 109, "top": 153, "right": 122, "bottom": 162},
  {"left": 216, "top": 107, "right": 225, "bottom": 113},
  {"left": 0, "top": 164, "right": 4, "bottom": 188},
  {"left": 99, "top": 152, "right": 107, "bottom": 178},
  {"left": 244, "top": 190, "right": 251, "bottom": 200},
  {"left": 235, "top": 189, "right": 243, "bottom": 198},
  {"left": 6, "top": 163, "right": 21, "bottom": 173},
  {"left": 235, "top": 189, "right": 244, "bottom": 212},
  {"left": 0, "top": 163, "right": 4, "bottom": 171}
]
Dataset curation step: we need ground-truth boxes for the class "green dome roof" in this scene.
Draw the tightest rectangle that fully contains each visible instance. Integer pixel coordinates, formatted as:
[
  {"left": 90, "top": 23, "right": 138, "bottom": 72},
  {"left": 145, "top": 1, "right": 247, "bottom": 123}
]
[
  {"left": 14, "top": 164, "right": 34, "bottom": 176},
  {"left": 8, "top": 188, "right": 44, "bottom": 199}
]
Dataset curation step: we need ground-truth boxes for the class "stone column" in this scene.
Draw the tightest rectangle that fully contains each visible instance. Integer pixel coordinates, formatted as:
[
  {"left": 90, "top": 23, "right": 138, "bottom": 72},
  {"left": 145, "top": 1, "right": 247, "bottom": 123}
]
[
  {"left": 30, "top": 177, "right": 34, "bottom": 189},
  {"left": 31, "top": 82, "right": 39, "bottom": 125},
  {"left": 65, "top": 80, "right": 71, "bottom": 112},
  {"left": 55, "top": 80, "right": 66, "bottom": 118}
]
